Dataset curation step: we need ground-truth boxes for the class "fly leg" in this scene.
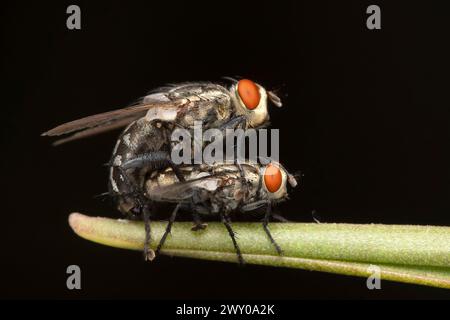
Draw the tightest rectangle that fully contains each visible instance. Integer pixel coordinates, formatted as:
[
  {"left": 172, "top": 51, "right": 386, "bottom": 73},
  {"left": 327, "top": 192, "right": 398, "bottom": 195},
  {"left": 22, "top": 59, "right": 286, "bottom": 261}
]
[
  {"left": 121, "top": 151, "right": 185, "bottom": 182},
  {"left": 116, "top": 180, "right": 156, "bottom": 261},
  {"left": 191, "top": 212, "right": 208, "bottom": 231},
  {"left": 189, "top": 191, "right": 208, "bottom": 231},
  {"left": 155, "top": 203, "right": 180, "bottom": 256},
  {"left": 262, "top": 202, "right": 283, "bottom": 255},
  {"left": 235, "top": 160, "right": 251, "bottom": 200},
  {"left": 142, "top": 202, "right": 155, "bottom": 261},
  {"left": 218, "top": 115, "right": 247, "bottom": 131},
  {"left": 132, "top": 185, "right": 156, "bottom": 261},
  {"left": 168, "top": 159, "right": 186, "bottom": 182},
  {"left": 220, "top": 212, "right": 244, "bottom": 265},
  {"left": 114, "top": 166, "right": 155, "bottom": 260}
]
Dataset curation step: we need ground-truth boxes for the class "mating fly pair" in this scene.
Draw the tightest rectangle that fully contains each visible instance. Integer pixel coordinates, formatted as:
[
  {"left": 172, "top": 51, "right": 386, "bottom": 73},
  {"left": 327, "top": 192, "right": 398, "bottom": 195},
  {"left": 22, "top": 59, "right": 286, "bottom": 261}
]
[{"left": 43, "top": 78, "right": 296, "bottom": 263}]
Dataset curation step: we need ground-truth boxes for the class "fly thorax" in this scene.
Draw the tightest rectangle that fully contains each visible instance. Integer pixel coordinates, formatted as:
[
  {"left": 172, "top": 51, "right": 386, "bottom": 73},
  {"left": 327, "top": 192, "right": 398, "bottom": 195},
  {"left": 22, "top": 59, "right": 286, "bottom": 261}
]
[{"left": 216, "top": 103, "right": 232, "bottom": 122}]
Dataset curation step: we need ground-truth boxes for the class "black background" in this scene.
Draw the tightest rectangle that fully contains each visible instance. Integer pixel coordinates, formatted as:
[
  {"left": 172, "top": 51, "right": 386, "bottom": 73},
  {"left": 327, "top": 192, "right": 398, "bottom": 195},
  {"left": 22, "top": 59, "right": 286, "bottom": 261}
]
[{"left": 2, "top": 0, "right": 450, "bottom": 299}]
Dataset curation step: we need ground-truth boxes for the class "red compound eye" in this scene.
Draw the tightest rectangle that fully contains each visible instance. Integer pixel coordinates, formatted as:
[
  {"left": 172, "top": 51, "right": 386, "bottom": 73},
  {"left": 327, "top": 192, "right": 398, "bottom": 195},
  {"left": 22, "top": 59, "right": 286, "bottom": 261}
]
[
  {"left": 264, "top": 164, "right": 282, "bottom": 193},
  {"left": 237, "top": 79, "right": 261, "bottom": 110}
]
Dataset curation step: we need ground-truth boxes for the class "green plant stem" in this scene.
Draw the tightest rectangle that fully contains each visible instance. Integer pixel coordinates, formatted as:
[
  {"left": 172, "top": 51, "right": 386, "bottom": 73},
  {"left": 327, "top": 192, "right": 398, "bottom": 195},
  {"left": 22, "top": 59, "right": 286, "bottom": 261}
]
[{"left": 68, "top": 212, "right": 450, "bottom": 289}]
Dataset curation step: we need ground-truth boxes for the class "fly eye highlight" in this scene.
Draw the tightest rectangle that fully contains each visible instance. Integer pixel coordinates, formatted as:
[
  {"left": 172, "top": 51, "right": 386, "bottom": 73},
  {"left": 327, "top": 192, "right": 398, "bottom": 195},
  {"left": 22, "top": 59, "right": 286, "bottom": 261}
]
[
  {"left": 237, "top": 79, "right": 261, "bottom": 110},
  {"left": 263, "top": 164, "right": 283, "bottom": 193}
]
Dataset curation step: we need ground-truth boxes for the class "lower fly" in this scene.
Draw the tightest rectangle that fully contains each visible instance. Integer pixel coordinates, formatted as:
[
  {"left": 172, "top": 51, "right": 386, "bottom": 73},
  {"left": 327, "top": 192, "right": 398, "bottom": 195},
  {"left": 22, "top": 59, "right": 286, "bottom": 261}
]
[{"left": 143, "top": 161, "right": 298, "bottom": 264}]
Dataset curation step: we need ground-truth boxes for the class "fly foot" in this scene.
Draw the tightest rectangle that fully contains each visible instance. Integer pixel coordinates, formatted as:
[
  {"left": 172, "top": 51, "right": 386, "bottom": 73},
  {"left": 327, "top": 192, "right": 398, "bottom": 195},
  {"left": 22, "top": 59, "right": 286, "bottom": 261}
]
[
  {"left": 144, "top": 248, "right": 156, "bottom": 261},
  {"left": 191, "top": 223, "right": 208, "bottom": 231}
]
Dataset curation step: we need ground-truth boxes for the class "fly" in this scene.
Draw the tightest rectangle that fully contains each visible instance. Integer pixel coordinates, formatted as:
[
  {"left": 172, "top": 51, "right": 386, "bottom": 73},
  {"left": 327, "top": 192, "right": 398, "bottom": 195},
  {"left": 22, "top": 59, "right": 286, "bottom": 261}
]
[
  {"left": 42, "top": 79, "right": 282, "bottom": 145},
  {"left": 144, "top": 160, "right": 298, "bottom": 264},
  {"left": 42, "top": 78, "right": 287, "bottom": 262}
]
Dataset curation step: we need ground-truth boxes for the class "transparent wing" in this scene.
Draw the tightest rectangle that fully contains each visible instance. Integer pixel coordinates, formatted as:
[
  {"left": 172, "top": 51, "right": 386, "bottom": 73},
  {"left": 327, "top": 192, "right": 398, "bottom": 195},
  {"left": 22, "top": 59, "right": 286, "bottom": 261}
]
[
  {"left": 147, "top": 175, "right": 222, "bottom": 203},
  {"left": 42, "top": 82, "right": 231, "bottom": 144},
  {"left": 41, "top": 100, "right": 186, "bottom": 144},
  {"left": 51, "top": 115, "right": 138, "bottom": 146}
]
